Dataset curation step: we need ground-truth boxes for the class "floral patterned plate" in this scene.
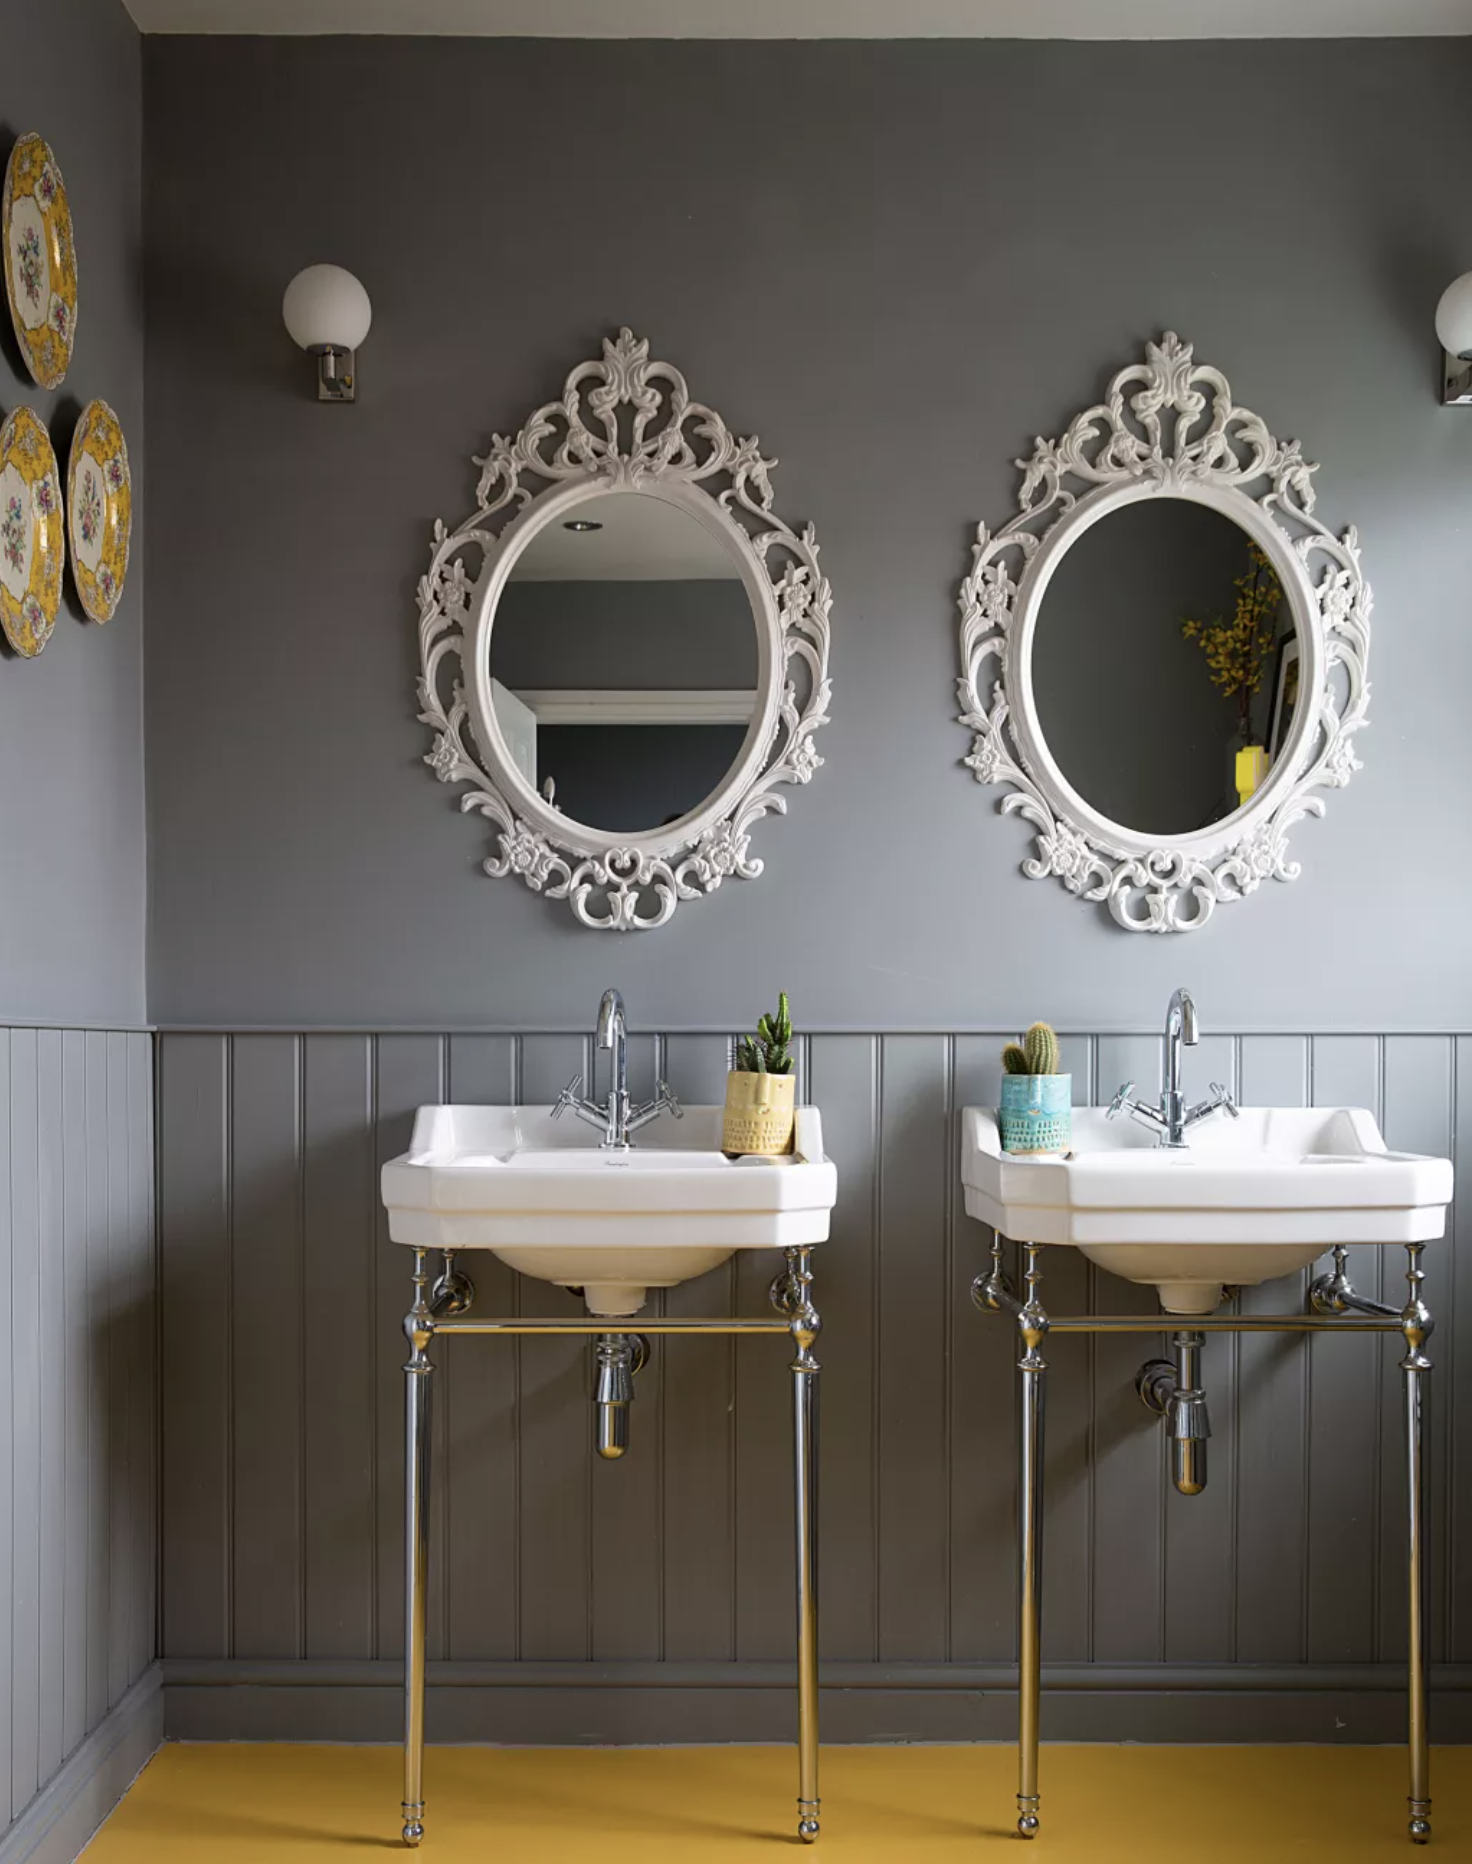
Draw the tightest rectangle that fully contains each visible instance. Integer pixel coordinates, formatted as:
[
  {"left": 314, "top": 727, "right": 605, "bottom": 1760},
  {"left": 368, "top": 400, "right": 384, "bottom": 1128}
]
[
  {"left": 67, "top": 400, "right": 130, "bottom": 622},
  {"left": 0, "top": 406, "right": 64, "bottom": 657},
  {"left": 3, "top": 133, "right": 77, "bottom": 390}
]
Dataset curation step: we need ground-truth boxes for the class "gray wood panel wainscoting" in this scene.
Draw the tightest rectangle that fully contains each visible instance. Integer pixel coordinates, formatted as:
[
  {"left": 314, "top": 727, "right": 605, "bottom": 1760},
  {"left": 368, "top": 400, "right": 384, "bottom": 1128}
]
[
  {"left": 158, "top": 1029, "right": 1472, "bottom": 1744},
  {"left": 0, "top": 1029, "right": 158, "bottom": 1864}
]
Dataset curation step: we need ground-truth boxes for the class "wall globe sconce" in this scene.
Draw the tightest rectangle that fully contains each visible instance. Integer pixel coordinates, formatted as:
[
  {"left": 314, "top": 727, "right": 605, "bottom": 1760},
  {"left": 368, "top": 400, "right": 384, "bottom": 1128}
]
[
  {"left": 1436, "top": 273, "right": 1472, "bottom": 405},
  {"left": 282, "top": 264, "right": 372, "bottom": 403}
]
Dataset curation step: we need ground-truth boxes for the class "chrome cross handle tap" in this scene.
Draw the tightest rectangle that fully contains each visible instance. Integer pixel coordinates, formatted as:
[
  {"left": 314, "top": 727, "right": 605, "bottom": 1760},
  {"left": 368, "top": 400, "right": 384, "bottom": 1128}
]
[
  {"left": 1106, "top": 990, "right": 1236, "bottom": 1149},
  {"left": 551, "top": 990, "right": 682, "bottom": 1150}
]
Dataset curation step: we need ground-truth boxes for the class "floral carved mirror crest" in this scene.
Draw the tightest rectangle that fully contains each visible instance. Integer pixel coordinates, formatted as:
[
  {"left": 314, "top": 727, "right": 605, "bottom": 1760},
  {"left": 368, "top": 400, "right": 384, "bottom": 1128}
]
[
  {"left": 956, "top": 332, "right": 1371, "bottom": 932},
  {"left": 416, "top": 329, "right": 833, "bottom": 930}
]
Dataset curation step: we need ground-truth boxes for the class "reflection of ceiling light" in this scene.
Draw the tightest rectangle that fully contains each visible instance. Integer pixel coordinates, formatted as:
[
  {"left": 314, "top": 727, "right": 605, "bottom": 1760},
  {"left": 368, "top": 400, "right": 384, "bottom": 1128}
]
[{"left": 563, "top": 519, "right": 603, "bottom": 532}]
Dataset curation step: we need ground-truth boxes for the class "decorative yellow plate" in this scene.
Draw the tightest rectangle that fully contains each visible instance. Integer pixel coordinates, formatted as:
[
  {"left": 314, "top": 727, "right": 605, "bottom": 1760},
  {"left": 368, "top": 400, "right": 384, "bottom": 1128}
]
[
  {"left": 67, "top": 400, "right": 130, "bottom": 622},
  {"left": 3, "top": 133, "right": 77, "bottom": 390},
  {"left": 0, "top": 407, "right": 64, "bottom": 657}
]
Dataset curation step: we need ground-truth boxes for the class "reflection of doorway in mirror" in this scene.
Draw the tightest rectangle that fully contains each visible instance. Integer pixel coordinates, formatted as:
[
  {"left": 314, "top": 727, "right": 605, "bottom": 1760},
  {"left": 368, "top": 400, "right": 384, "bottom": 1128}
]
[
  {"left": 1268, "top": 634, "right": 1302, "bottom": 764},
  {"left": 490, "top": 679, "right": 537, "bottom": 787}
]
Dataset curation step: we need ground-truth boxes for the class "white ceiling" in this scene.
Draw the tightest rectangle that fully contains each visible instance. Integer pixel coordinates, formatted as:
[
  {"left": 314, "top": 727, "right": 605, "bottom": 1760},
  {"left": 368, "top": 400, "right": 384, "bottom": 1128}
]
[
  {"left": 120, "top": 0, "right": 1472, "bottom": 37},
  {"left": 511, "top": 492, "right": 739, "bottom": 582}
]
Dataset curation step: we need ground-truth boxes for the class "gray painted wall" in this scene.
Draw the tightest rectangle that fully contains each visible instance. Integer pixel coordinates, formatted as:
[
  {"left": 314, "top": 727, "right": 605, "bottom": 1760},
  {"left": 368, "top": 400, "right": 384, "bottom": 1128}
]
[
  {"left": 0, "top": 1027, "right": 155, "bottom": 1843},
  {"left": 142, "top": 34, "right": 1472, "bottom": 1033},
  {"left": 157, "top": 1024, "right": 1472, "bottom": 1741},
  {"left": 0, "top": 0, "right": 146, "bottom": 1028}
]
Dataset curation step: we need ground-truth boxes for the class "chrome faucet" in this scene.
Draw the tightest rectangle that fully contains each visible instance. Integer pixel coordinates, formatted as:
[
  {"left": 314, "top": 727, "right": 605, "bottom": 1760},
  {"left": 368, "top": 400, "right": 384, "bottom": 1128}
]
[
  {"left": 1107, "top": 986, "right": 1238, "bottom": 1148},
  {"left": 552, "top": 988, "right": 682, "bottom": 1150}
]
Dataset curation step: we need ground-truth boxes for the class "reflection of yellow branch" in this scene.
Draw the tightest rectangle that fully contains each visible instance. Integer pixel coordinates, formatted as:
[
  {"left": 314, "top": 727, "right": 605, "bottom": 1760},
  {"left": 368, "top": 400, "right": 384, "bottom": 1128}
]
[{"left": 1181, "top": 544, "right": 1283, "bottom": 724}]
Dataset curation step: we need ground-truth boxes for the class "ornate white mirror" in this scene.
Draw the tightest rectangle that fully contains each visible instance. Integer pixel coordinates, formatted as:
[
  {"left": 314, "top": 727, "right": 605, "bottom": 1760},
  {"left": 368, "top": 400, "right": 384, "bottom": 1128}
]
[
  {"left": 418, "top": 329, "right": 832, "bottom": 930},
  {"left": 957, "top": 333, "right": 1370, "bottom": 932}
]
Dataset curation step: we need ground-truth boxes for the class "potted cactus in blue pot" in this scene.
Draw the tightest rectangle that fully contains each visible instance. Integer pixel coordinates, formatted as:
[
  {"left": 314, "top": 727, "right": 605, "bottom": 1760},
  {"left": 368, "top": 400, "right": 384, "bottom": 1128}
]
[{"left": 999, "top": 1022, "right": 1071, "bottom": 1155}]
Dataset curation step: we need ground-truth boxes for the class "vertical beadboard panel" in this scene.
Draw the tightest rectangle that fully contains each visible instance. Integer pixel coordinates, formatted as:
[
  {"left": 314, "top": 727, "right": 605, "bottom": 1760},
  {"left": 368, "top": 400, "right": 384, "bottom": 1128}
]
[
  {"left": 0, "top": 1026, "right": 155, "bottom": 1840},
  {"left": 230, "top": 1036, "right": 305, "bottom": 1657},
  {"left": 1379, "top": 1037, "right": 1454, "bottom": 1667},
  {"left": 442, "top": 1037, "right": 519, "bottom": 1661},
  {"left": 513, "top": 1035, "right": 592, "bottom": 1663},
  {"left": 1090, "top": 1034, "right": 1166, "bottom": 1664},
  {"left": 36, "top": 1030, "right": 64, "bottom": 1784},
  {"left": 1234, "top": 1035, "right": 1311, "bottom": 1662},
  {"left": 660, "top": 1034, "right": 738, "bottom": 1663},
  {"left": 159, "top": 1034, "right": 231, "bottom": 1658},
  {"left": 0, "top": 1031, "right": 11, "bottom": 1828},
  {"left": 126, "top": 1031, "right": 157, "bottom": 1692},
  {"left": 373, "top": 1037, "right": 447, "bottom": 1663},
  {"left": 876, "top": 1036, "right": 950, "bottom": 1662},
  {"left": 302, "top": 1035, "right": 376, "bottom": 1659},
  {"left": 804, "top": 1035, "right": 880, "bottom": 1662},
  {"left": 10, "top": 1029, "right": 40, "bottom": 1811},
  {"left": 104, "top": 1031, "right": 135, "bottom": 1708},
  {"left": 60, "top": 1032, "right": 89, "bottom": 1758},
  {"left": 142, "top": 1020, "right": 1467, "bottom": 1715},
  {"left": 84, "top": 1032, "right": 111, "bottom": 1730}
]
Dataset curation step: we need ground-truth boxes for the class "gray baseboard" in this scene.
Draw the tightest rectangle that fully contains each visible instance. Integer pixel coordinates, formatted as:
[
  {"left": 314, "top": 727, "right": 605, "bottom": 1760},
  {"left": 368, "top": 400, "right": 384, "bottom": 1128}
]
[
  {"left": 161, "top": 1659, "right": 1472, "bottom": 1746},
  {"left": 0, "top": 1667, "right": 163, "bottom": 1864}
]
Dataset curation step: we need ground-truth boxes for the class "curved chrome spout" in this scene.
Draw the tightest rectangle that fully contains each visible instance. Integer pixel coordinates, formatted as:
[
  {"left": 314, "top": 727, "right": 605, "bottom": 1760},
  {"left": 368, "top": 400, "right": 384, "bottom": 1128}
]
[
  {"left": 1163, "top": 987, "right": 1198, "bottom": 1148},
  {"left": 596, "top": 989, "right": 629, "bottom": 1150}
]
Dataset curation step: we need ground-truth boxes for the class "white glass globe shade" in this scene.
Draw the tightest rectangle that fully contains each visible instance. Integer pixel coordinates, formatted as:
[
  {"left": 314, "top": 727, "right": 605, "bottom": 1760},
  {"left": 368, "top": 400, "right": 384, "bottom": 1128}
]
[
  {"left": 1434, "top": 273, "right": 1472, "bottom": 360},
  {"left": 282, "top": 264, "right": 372, "bottom": 353}
]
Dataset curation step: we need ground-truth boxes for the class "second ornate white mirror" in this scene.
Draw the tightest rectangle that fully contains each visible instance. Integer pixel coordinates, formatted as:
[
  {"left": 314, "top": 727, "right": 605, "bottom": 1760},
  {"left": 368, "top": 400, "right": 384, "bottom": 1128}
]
[
  {"left": 957, "top": 333, "right": 1371, "bottom": 932},
  {"left": 418, "top": 329, "right": 832, "bottom": 930}
]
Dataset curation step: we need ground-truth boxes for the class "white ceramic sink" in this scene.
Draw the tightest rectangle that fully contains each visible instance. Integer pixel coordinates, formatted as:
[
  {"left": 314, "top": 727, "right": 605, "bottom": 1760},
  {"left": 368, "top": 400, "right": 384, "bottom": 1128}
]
[
  {"left": 962, "top": 1105, "right": 1453, "bottom": 1314},
  {"left": 381, "top": 1103, "right": 836, "bottom": 1317}
]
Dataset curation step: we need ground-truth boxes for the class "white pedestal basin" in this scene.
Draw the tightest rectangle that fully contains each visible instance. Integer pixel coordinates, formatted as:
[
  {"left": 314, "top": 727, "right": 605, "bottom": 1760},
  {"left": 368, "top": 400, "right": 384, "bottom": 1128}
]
[
  {"left": 962, "top": 1105, "right": 1453, "bottom": 1314},
  {"left": 382, "top": 1103, "right": 836, "bottom": 1317}
]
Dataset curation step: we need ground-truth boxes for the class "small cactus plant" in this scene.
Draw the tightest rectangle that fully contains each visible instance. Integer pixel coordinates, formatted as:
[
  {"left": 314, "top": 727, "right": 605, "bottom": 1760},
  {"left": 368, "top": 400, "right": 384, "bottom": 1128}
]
[
  {"left": 1002, "top": 1022, "right": 1061, "bottom": 1077},
  {"left": 735, "top": 992, "right": 795, "bottom": 1076}
]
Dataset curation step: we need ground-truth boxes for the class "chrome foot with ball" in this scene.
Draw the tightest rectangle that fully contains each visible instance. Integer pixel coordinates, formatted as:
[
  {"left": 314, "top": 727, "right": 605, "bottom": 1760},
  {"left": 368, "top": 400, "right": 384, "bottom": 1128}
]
[
  {"left": 798, "top": 1805, "right": 821, "bottom": 1843},
  {"left": 400, "top": 1805, "right": 424, "bottom": 1848},
  {"left": 1017, "top": 1798, "right": 1040, "bottom": 1840}
]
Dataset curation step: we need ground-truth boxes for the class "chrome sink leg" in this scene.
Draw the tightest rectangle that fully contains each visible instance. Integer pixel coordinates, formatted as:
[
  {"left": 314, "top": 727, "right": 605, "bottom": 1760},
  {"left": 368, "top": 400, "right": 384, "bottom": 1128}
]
[
  {"left": 401, "top": 1249, "right": 434, "bottom": 1848},
  {"left": 1016, "top": 1241, "right": 1048, "bottom": 1841},
  {"left": 1402, "top": 1241, "right": 1433, "bottom": 1845},
  {"left": 788, "top": 1244, "right": 822, "bottom": 1843}
]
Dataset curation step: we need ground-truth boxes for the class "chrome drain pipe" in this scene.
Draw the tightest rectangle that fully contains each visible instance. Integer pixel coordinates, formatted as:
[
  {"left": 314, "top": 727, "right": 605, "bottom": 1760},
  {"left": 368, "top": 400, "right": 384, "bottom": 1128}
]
[
  {"left": 1136, "top": 1330, "right": 1210, "bottom": 1495},
  {"left": 593, "top": 1333, "right": 647, "bottom": 1459}
]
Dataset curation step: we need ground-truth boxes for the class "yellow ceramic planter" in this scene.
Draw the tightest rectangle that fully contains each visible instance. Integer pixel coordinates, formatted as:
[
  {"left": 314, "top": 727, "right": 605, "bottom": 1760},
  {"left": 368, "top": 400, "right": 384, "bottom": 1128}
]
[{"left": 722, "top": 1070, "right": 796, "bottom": 1156}]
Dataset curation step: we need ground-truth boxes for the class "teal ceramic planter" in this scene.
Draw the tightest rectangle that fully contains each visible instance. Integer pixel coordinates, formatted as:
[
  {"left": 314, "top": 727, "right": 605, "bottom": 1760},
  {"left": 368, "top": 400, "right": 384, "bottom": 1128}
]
[{"left": 999, "top": 1073, "right": 1072, "bottom": 1155}]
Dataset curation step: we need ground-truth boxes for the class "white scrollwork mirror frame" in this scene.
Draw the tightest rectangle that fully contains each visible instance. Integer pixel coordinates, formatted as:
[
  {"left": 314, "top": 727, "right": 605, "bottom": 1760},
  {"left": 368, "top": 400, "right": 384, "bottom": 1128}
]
[
  {"left": 416, "top": 328, "right": 833, "bottom": 930},
  {"left": 956, "top": 333, "right": 1372, "bottom": 933}
]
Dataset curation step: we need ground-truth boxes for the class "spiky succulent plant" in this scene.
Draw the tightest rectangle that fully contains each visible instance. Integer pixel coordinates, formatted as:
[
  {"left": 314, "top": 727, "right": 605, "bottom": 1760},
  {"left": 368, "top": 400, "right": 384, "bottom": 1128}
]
[
  {"left": 1002, "top": 1022, "right": 1061, "bottom": 1077},
  {"left": 735, "top": 992, "right": 795, "bottom": 1076}
]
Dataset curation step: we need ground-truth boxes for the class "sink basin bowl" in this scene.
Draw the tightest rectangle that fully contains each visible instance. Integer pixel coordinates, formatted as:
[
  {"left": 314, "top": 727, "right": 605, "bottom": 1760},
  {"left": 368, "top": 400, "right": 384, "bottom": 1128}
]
[
  {"left": 962, "top": 1105, "right": 1453, "bottom": 1314},
  {"left": 381, "top": 1103, "right": 836, "bottom": 1317}
]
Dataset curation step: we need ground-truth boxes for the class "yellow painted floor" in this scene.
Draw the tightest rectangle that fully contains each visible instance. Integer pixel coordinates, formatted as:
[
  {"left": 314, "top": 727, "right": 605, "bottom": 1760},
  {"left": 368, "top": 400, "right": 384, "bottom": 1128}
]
[{"left": 83, "top": 1742, "right": 1468, "bottom": 1861}]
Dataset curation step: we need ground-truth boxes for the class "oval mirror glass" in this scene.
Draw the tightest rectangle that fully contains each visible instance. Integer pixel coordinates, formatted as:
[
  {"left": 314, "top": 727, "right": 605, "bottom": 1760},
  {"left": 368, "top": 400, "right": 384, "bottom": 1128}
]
[
  {"left": 1031, "top": 498, "right": 1297, "bottom": 838},
  {"left": 486, "top": 491, "right": 760, "bottom": 835}
]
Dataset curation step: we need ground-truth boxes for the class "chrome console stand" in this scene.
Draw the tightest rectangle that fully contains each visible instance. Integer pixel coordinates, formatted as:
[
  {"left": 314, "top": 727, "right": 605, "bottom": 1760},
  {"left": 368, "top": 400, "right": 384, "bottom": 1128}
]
[
  {"left": 399, "top": 1244, "right": 823, "bottom": 1848},
  {"left": 974, "top": 1235, "right": 1435, "bottom": 1847}
]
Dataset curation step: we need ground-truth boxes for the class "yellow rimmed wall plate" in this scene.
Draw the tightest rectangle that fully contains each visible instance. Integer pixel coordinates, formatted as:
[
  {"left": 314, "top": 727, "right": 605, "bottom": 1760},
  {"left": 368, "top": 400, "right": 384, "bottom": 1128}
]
[
  {"left": 0, "top": 407, "right": 65, "bottom": 657},
  {"left": 3, "top": 133, "right": 77, "bottom": 390},
  {"left": 67, "top": 400, "right": 130, "bottom": 622}
]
